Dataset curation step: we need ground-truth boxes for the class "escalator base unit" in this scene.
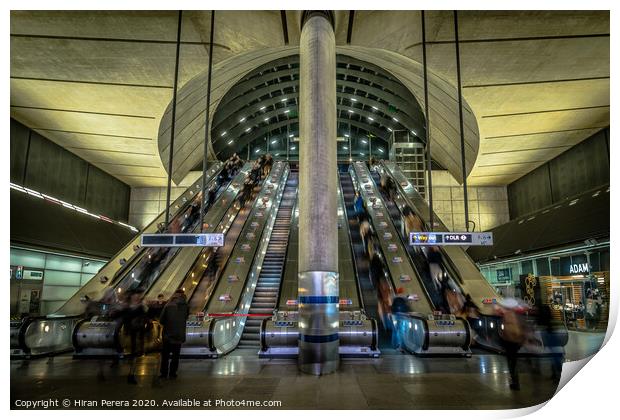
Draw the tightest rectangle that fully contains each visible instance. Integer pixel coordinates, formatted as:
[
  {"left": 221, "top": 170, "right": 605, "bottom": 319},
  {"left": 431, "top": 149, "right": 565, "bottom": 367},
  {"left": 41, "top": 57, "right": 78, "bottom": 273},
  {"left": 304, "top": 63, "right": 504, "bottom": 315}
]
[
  {"left": 11, "top": 316, "right": 80, "bottom": 358},
  {"left": 72, "top": 317, "right": 162, "bottom": 358},
  {"left": 180, "top": 318, "right": 217, "bottom": 358},
  {"left": 259, "top": 311, "right": 380, "bottom": 358},
  {"left": 395, "top": 313, "right": 472, "bottom": 357}
]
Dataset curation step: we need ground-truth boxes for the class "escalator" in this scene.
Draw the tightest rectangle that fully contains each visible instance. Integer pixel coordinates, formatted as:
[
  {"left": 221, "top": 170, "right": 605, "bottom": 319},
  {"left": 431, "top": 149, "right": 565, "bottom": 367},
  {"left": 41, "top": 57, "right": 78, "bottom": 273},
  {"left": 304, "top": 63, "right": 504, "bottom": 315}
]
[
  {"left": 182, "top": 162, "right": 290, "bottom": 357},
  {"left": 11, "top": 163, "right": 226, "bottom": 358},
  {"left": 238, "top": 170, "right": 298, "bottom": 348},
  {"left": 184, "top": 179, "right": 264, "bottom": 315},
  {"left": 258, "top": 165, "right": 379, "bottom": 358},
  {"left": 339, "top": 170, "right": 378, "bottom": 318},
  {"left": 379, "top": 162, "right": 568, "bottom": 354},
  {"left": 368, "top": 169, "right": 447, "bottom": 313},
  {"left": 103, "top": 164, "right": 243, "bottom": 305},
  {"left": 72, "top": 164, "right": 254, "bottom": 358},
  {"left": 349, "top": 162, "right": 470, "bottom": 356},
  {"left": 339, "top": 169, "right": 388, "bottom": 347}
]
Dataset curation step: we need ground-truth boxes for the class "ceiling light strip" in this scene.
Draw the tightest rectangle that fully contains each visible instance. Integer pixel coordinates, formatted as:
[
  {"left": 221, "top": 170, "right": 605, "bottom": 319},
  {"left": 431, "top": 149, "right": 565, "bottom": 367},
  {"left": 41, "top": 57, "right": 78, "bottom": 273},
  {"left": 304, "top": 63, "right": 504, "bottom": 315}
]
[{"left": 10, "top": 183, "right": 138, "bottom": 232}]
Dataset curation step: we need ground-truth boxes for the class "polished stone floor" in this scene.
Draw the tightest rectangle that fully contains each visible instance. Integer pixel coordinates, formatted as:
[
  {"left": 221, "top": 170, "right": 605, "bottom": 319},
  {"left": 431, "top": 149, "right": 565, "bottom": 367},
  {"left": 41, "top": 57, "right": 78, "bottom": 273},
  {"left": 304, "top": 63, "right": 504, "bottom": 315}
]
[
  {"left": 10, "top": 350, "right": 559, "bottom": 410},
  {"left": 11, "top": 332, "right": 603, "bottom": 410}
]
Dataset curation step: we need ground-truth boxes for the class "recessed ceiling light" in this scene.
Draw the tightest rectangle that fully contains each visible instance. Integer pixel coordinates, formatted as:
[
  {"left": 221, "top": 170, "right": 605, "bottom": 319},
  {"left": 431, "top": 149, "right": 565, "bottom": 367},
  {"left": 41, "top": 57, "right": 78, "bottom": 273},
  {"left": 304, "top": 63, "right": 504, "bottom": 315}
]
[
  {"left": 378, "top": 148, "right": 384, "bottom": 153},
  {"left": 348, "top": 110, "right": 354, "bottom": 113},
  {"left": 387, "top": 128, "right": 393, "bottom": 132},
  {"left": 264, "top": 118, "right": 269, "bottom": 121},
  {"left": 240, "top": 117, "right": 246, "bottom": 123},
  {"left": 290, "top": 146, "right": 296, "bottom": 150},
  {"left": 289, "top": 134, "right": 294, "bottom": 138},
  {"left": 344, "top": 133, "right": 350, "bottom": 138},
  {"left": 284, "top": 110, "right": 290, "bottom": 114},
  {"left": 260, "top": 106, "right": 266, "bottom": 110},
  {"left": 368, "top": 117, "right": 374, "bottom": 121},
  {"left": 371, "top": 106, "right": 378, "bottom": 110},
  {"left": 361, "top": 139, "right": 368, "bottom": 144},
  {"left": 281, "top": 98, "right": 287, "bottom": 102},
  {"left": 220, "top": 131, "right": 227, "bottom": 137},
  {"left": 271, "top": 140, "right": 277, "bottom": 144},
  {"left": 245, "top": 127, "right": 251, "bottom": 132},
  {"left": 411, "top": 130, "right": 417, "bottom": 136},
  {"left": 351, "top": 98, "right": 357, "bottom": 102},
  {"left": 343, "top": 146, "right": 349, "bottom": 150},
  {"left": 227, "top": 140, "right": 234, "bottom": 145},
  {"left": 392, "top": 117, "right": 398, "bottom": 122},
  {"left": 255, "top": 148, "right": 261, "bottom": 153}
]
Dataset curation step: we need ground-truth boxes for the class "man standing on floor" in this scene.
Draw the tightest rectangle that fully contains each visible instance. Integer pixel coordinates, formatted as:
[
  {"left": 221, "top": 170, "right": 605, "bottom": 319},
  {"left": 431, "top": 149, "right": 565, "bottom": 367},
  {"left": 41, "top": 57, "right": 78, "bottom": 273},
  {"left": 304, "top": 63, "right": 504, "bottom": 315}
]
[{"left": 159, "top": 288, "right": 189, "bottom": 379}]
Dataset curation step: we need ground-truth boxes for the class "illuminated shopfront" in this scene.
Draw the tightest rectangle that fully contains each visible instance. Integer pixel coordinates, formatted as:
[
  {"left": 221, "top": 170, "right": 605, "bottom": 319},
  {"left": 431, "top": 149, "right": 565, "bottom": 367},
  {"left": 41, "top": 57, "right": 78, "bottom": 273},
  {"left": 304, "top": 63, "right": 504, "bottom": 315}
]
[{"left": 478, "top": 242, "right": 609, "bottom": 331}]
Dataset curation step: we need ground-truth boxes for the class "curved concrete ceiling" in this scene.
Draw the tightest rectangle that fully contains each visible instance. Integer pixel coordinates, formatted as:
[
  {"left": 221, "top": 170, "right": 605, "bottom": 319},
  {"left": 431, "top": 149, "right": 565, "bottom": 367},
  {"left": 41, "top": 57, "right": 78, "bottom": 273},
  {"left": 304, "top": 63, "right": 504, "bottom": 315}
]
[
  {"left": 158, "top": 45, "right": 480, "bottom": 185},
  {"left": 10, "top": 10, "right": 609, "bottom": 187}
]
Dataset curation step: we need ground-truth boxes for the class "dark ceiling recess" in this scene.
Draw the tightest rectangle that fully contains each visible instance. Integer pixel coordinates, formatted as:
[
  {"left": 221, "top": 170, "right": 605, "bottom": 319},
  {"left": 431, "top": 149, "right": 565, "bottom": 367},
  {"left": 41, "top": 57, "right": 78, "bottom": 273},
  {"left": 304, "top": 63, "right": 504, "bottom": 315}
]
[
  {"left": 347, "top": 11, "right": 355, "bottom": 44},
  {"left": 210, "top": 54, "right": 426, "bottom": 162},
  {"left": 280, "top": 11, "right": 289, "bottom": 45}
]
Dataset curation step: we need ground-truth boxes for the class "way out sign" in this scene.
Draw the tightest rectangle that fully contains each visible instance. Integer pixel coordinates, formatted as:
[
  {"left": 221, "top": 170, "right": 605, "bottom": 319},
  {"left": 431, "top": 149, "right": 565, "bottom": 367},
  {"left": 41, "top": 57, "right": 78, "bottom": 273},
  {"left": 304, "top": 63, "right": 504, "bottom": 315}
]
[
  {"left": 141, "top": 233, "right": 225, "bottom": 247},
  {"left": 409, "top": 232, "right": 493, "bottom": 246}
]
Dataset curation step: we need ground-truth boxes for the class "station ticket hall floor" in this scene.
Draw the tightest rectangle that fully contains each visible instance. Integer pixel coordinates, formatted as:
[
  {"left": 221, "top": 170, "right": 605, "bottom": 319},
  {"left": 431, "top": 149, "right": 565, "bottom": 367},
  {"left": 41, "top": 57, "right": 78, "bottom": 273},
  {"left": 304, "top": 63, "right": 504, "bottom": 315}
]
[{"left": 10, "top": 331, "right": 603, "bottom": 410}]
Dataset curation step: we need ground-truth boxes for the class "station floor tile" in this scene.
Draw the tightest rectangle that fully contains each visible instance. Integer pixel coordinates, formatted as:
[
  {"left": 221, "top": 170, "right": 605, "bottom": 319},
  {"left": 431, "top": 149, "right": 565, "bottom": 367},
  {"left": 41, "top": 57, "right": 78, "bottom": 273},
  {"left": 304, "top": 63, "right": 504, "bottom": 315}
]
[{"left": 11, "top": 349, "right": 563, "bottom": 410}]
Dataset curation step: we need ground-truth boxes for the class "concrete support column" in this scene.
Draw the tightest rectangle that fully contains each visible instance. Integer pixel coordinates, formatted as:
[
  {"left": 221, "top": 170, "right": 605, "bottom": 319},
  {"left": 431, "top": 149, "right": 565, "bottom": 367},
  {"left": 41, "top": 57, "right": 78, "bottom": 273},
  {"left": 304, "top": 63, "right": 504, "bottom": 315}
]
[{"left": 298, "top": 11, "right": 339, "bottom": 375}]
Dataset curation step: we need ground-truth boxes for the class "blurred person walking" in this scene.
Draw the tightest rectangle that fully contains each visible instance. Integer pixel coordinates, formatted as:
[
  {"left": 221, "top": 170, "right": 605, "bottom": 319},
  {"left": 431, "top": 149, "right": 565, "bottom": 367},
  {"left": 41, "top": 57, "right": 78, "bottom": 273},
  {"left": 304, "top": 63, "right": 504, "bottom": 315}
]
[{"left": 159, "top": 288, "right": 190, "bottom": 379}]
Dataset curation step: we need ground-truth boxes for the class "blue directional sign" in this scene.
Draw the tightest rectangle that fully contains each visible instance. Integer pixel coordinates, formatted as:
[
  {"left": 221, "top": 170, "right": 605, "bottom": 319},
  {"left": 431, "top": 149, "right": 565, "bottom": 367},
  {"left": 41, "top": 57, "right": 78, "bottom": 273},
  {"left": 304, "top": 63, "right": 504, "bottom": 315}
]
[
  {"left": 140, "top": 233, "right": 224, "bottom": 247},
  {"left": 409, "top": 232, "right": 493, "bottom": 246}
]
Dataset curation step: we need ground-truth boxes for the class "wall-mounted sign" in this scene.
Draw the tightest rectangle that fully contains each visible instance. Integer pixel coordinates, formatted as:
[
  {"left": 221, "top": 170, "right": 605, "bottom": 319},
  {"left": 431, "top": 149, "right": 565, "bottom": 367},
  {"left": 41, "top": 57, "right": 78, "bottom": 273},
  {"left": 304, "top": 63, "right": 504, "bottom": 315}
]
[
  {"left": 409, "top": 232, "right": 493, "bottom": 246},
  {"left": 569, "top": 263, "right": 589, "bottom": 275},
  {"left": 496, "top": 268, "right": 512, "bottom": 283},
  {"left": 140, "top": 233, "right": 224, "bottom": 247},
  {"left": 10, "top": 266, "right": 43, "bottom": 281}
]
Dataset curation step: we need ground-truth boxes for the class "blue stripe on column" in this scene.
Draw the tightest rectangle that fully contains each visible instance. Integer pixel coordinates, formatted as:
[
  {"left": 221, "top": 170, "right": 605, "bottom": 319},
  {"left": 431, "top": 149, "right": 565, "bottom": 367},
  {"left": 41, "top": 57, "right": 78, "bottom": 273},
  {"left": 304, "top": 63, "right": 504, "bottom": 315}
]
[
  {"left": 299, "top": 333, "right": 339, "bottom": 343},
  {"left": 298, "top": 296, "right": 339, "bottom": 304}
]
